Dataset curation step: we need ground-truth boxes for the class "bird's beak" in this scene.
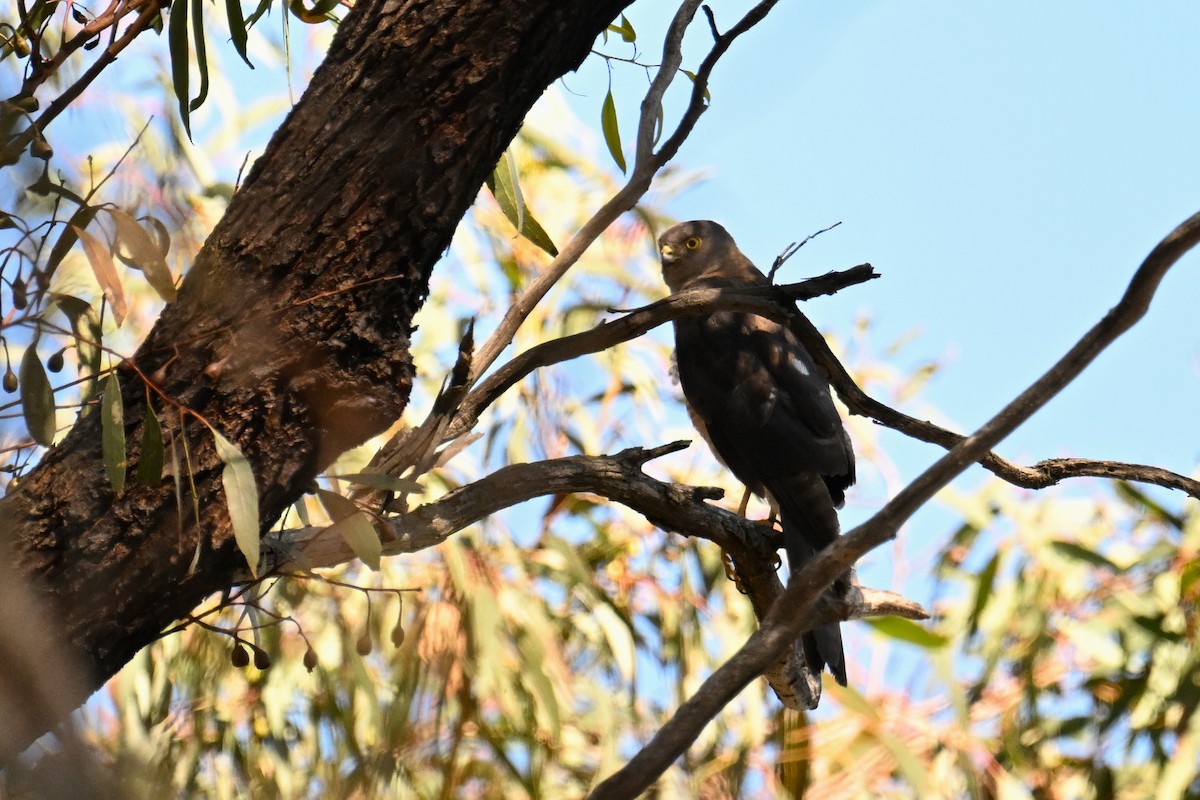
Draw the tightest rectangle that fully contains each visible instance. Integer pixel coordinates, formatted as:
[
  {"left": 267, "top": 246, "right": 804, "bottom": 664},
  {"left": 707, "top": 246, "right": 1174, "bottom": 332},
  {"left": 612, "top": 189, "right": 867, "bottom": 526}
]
[{"left": 660, "top": 244, "right": 677, "bottom": 263}]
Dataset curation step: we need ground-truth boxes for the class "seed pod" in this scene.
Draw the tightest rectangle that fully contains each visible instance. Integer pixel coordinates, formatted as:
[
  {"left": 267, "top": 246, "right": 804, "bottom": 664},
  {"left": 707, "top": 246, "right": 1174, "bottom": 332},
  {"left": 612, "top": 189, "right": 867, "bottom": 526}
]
[
  {"left": 390, "top": 624, "right": 405, "bottom": 648},
  {"left": 47, "top": 349, "right": 65, "bottom": 373},
  {"left": 30, "top": 139, "right": 52, "bottom": 160},
  {"left": 3, "top": 369, "right": 16, "bottom": 393},
  {"left": 11, "top": 277, "right": 27, "bottom": 310},
  {"left": 230, "top": 644, "right": 250, "bottom": 668},
  {"left": 252, "top": 646, "right": 271, "bottom": 670},
  {"left": 303, "top": 647, "right": 318, "bottom": 673},
  {"left": 355, "top": 632, "right": 373, "bottom": 656}
]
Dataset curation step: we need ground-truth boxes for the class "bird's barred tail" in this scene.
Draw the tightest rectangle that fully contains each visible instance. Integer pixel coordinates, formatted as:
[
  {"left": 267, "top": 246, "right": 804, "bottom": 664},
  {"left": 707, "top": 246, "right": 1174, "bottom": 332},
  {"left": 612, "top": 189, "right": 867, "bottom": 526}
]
[{"left": 766, "top": 471, "right": 849, "bottom": 687}]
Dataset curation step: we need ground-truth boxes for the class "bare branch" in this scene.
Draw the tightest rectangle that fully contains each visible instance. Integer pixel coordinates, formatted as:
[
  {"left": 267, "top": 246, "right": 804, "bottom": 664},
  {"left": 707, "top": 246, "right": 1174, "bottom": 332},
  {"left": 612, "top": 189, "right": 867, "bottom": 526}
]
[
  {"left": 265, "top": 440, "right": 928, "bottom": 710},
  {"left": 26, "top": 0, "right": 166, "bottom": 132},
  {"left": 589, "top": 208, "right": 1200, "bottom": 799}
]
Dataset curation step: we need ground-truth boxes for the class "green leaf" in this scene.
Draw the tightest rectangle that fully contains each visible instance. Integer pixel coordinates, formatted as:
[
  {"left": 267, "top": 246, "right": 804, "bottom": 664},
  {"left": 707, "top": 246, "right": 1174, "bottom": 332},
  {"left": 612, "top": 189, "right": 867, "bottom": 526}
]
[
  {"left": 168, "top": 0, "right": 191, "bottom": 135},
  {"left": 135, "top": 395, "right": 164, "bottom": 486},
  {"left": 517, "top": 631, "right": 561, "bottom": 742},
  {"left": 211, "top": 428, "right": 260, "bottom": 576},
  {"left": 224, "top": 0, "right": 253, "bottom": 67},
  {"left": 287, "top": 0, "right": 340, "bottom": 24},
  {"left": 1049, "top": 540, "right": 1122, "bottom": 572},
  {"left": 601, "top": 88, "right": 626, "bottom": 173},
  {"left": 876, "top": 730, "right": 934, "bottom": 796},
  {"left": 334, "top": 472, "right": 423, "bottom": 494},
  {"left": 485, "top": 156, "right": 559, "bottom": 257},
  {"left": 45, "top": 204, "right": 97, "bottom": 278},
  {"left": 614, "top": 14, "right": 636, "bottom": 42},
  {"left": 866, "top": 616, "right": 949, "bottom": 649},
  {"left": 681, "top": 69, "right": 712, "bottom": 102},
  {"left": 189, "top": 0, "right": 209, "bottom": 113},
  {"left": 107, "top": 209, "right": 177, "bottom": 303},
  {"left": 966, "top": 551, "right": 1001, "bottom": 638},
  {"left": 19, "top": 345, "right": 56, "bottom": 446},
  {"left": 329, "top": 511, "right": 381, "bottom": 571},
  {"left": 50, "top": 293, "right": 103, "bottom": 412},
  {"left": 315, "top": 487, "right": 381, "bottom": 569},
  {"left": 101, "top": 372, "right": 127, "bottom": 493},
  {"left": 503, "top": 151, "right": 525, "bottom": 238}
]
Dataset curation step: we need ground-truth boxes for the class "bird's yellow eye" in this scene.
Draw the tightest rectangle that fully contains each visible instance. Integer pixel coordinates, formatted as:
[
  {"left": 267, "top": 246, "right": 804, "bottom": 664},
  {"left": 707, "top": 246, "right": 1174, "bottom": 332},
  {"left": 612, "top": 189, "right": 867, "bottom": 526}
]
[{"left": 684, "top": 237, "right": 702, "bottom": 250}]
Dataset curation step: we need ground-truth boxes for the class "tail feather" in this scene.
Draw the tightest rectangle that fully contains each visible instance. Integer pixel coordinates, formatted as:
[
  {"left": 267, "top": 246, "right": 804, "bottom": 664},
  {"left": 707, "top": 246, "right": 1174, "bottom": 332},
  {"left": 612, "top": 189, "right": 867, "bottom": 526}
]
[{"left": 765, "top": 470, "right": 849, "bottom": 687}]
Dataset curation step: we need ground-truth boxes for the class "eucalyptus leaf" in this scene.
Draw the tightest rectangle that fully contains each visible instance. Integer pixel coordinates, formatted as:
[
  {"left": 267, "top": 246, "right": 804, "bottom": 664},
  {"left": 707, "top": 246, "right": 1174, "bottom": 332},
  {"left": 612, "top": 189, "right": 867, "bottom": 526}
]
[
  {"left": 108, "top": 208, "right": 177, "bottom": 303},
  {"left": 101, "top": 371, "right": 127, "bottom": 493},
  {"left": 866, "top": 616, "right": 948, "bottom": 649},
  {"left": 168, "top": 0, "right": 191, "bottom": 136},
  {"left": 73, "top": 225, "right": 127, "bottom": 325},
  {"left": 601, "top": 88, "right": 626, "bottom": 173},
  {"left": 212, "top": 428, "right": 260, "bottom": 576},
  {"left": 135, "top": 396, "right": 164, "bottom": 486},
  {"left": 19, "top": 345, "right": 55, "bottom": 446}
]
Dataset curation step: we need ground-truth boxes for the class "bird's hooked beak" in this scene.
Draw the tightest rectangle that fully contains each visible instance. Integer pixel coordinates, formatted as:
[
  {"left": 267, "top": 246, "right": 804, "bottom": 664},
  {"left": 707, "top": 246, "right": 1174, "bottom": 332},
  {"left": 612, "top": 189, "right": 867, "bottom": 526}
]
[{"left": 660, "top": 243, "right": 679, "bottom": 263}]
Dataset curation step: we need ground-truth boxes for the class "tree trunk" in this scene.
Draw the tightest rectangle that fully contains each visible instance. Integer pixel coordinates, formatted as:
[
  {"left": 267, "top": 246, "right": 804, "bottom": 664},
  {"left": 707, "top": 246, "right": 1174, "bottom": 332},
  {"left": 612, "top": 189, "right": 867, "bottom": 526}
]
[{"left": 0, "top": 0, "right": 631, "bottom": 748}]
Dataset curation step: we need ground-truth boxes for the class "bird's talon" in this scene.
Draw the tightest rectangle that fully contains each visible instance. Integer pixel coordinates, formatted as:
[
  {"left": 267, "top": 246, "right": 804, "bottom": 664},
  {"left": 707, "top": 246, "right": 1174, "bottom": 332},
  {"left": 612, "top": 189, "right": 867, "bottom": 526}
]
[{"left": 720, "top": 550, "right": 749, "bottom": 594}]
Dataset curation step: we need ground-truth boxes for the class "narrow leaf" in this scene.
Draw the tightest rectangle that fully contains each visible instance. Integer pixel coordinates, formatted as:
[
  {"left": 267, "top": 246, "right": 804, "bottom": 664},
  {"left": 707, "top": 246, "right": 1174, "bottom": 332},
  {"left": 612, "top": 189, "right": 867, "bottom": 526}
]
[
  {"left": 19, "top": 346, "right": 56, "bottom": 446},
  {"left": 212, "top": 428, "right": 260, "bottom": 576},
  {"left": 108, "top": 209, "right": 177, "bottom": 303},
  {"left": 335, "top": 472, "right": 423, "bottom": 494},
  {"left": 189, "top": 0, "right": 209, "bottom": 112},
  {"left": 966, "top": 551, "right": 1001, "bottom": 637},
  {"left": 866, "top": 617, "right": 949, "bottom": 649},
  {"left": 486, "top": 163, "right": 558, "bottom": 257},
  {"left": 316, "top": 486, "right": 359, "bottom": 520},
  {"left": 101, "top": 372, "right": 127, "bottom": 493},
  {"left": 317, "top": 488, "right": 381, "bottom": 570},
  {"left": 224, "top": 0, "right": 253, "bottom": 67},
  {"left": 515, "top": 208, "right": 558, "bottom": 257},
  {"left": 601, "top": 88, "right": 626, "bottom": 173},
  {"left": 328, "top": 511, "right": 381, "bottom": 570},
  {"left": 681, "top": 69, "right": 712, "bottom": 102},
  {"left": 168, "top": 0, "right": 191, "bottom": 135},
  {"left": 135, "top": 395, "right": 164, "bottom": 486},
  {"left": 617, "top": 14, "right": 636, "bottom": 42},
  {"left": 73, "top": 225, "right": 127, "bottom": 325},
  {"left": 1049, "top": 540, "right": 1122, "bottom": 572},
  {"left": 287, "top": 0, "right": 340, "bottom": 24},
  {"left": 51, "top": 293, "right": 103, "bottom": 412},
  {"left": 503, "top": 152, "right": 525, "bottom": 236},
  {"left": 45, "top": 205, "right": 97, "bottom": 278}
]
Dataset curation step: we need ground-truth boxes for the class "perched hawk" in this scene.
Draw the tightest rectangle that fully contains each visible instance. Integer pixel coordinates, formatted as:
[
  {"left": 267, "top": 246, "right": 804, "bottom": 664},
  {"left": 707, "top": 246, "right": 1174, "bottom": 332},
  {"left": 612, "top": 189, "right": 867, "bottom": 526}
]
[{"left": 658, "top": 219, "right": 855, "bottom": 688}]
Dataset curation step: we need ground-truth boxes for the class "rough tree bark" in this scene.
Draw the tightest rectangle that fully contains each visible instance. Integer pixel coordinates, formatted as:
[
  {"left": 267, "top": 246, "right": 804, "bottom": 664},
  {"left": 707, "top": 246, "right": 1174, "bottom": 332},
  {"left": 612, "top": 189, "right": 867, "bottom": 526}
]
[{"left": 0, "top": 0, "right": 632, "bottom": 746}]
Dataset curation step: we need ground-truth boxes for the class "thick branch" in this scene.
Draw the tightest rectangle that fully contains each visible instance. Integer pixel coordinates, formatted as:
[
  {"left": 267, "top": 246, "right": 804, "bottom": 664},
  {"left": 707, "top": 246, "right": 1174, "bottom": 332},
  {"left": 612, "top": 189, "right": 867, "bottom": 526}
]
[
  {"left": 590, "top": 208, "right": 1200, "bottom": 799},
  {"left": 266, "top": 442, "right": 925, "bottom": 709}
]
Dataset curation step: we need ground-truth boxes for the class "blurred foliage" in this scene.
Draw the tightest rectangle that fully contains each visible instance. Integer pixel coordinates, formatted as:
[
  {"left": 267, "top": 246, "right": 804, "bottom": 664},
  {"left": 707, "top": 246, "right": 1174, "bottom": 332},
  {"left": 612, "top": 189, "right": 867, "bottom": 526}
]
[{"left": 1, "top": 4, "right": 1199, "bottom": 800}]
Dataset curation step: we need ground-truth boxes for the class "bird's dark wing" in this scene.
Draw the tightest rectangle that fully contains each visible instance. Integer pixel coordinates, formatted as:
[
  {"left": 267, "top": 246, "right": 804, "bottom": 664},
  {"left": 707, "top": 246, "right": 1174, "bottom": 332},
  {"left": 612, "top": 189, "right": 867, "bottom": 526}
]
[
  {"left": 674, "top": 302, "right": 853, "bottom": 505},
  {"left": 672, "top": 285, "right": 852, "bottom": 687}
]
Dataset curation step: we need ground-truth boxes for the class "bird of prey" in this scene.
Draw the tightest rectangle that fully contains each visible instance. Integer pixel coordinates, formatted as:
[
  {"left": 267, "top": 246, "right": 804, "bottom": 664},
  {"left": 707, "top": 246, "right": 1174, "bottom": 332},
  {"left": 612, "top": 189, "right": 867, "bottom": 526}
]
[{"left": 658, "top": 219, "right": 855, "bottom": 688}]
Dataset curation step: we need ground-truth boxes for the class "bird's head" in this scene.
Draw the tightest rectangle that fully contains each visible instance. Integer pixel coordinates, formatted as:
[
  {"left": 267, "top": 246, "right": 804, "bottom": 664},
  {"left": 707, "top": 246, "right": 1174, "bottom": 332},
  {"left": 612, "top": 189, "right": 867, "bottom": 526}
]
[{"left": 657, "top": 220, "right": 756, "bottom": 293}]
